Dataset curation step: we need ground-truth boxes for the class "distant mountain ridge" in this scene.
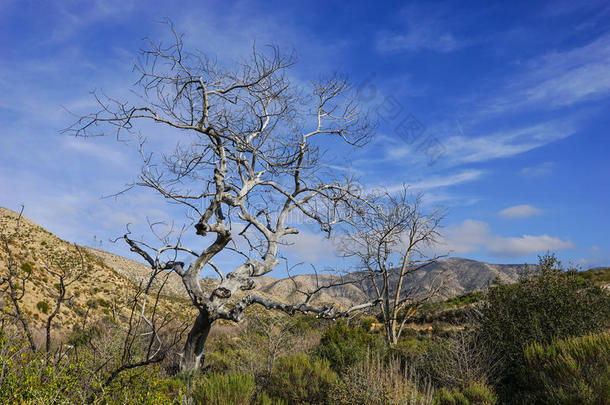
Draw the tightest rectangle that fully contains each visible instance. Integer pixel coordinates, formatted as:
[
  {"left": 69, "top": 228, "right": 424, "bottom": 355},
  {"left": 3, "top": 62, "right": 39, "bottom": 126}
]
[
  {"left": 253, "top": 257, "right": 526, "bottom": 306},
  {"left": 1, "top": 206, "right": 532, "bottom": 312}
]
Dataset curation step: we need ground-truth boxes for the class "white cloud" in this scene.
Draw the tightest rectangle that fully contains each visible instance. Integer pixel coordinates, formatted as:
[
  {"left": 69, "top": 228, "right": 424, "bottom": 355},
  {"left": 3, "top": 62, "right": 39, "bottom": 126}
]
[
  {"left": 439, "top": 219, "right": 573, "bottom": 258},
  {"left": 441, "top": 121, "right": 574, "bottom": 165},
  {"left": 380, "top": 120, "right": 572, "bottom": 170},
  {"left": 281, "top": 230, "right": 339, "bottom": 263},
  {"left": 520, "top": 162, "right": 555, "bottom": 177},
  {"left": 408, "top": 169, "right": 484, "bottom": 190},
  {"left": 498, "top": 204, "right": 543, "bottom": 219},
  {"left": 486, "top": 33, "right": 610, "bottom": 113},
  {"left": 440, "top": 219, "right": 491, "bottom": 254},
  {"left": 524, "top": 63, "right": 610, "bottom": 107},
  {"left": 44, "top": 0, "right": 136, "bottom": 44},
  {"left": 380, "top": 169, "right": 484, "bottom": 194},
  {"left": 488, "top": 235, "right": 574, "bottom": 257}
]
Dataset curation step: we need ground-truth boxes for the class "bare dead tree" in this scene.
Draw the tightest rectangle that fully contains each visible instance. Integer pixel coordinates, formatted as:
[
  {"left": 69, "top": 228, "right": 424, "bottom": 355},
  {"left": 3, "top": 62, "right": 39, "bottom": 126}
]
[
  {"left": 340, "top": 188, "right": 445, "bottom": 345},
  {"left": 65, "top": 22, "right": 377, "bottom": 371},
  {"left": 42, "top": 245, "right": 86, "bottom": 354},
  {"left": 0, "top": 206, "right": 36, "bottom": 352},
  {"left": 79, "top": 267, "right": 188, "bottom": 402}
]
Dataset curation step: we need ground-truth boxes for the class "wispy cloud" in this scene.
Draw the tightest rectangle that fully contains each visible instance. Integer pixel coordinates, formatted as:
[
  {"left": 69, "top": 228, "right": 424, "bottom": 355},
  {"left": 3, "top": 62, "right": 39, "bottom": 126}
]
[
  {"left": 377, "top": 30, "right": 463, "bottom": 54},
  {"left": 376, "top": 5, "right": 467, "bottom": 53},
  {"left": 63, "top": 137, "right": 130, "bottom": 167},
  {"left": 44, "top": 0, "right": 136, "bottom": 44},
  {"left": 440, "top": 121, "right": 575, "bottom": 165},
  {"left": 409, "top": 169, "right": 485, "bottom": 190},
  {"left": 379, "top": 32, "right": 610, "bottom": 171},
  {"left": 380, "top": 169, "right": 485, "bottom": 194},
  {"left": 498, "top": 204, "right": 544, "bottom": 219},
  {"left": 486, "top": 33, "right": 610, "bottom": 114},
  {"left": 520, "top": 162, "right": 555, "bottom": 177},
  {"left": 439, "top": 219, "right": 573, "bottom": 258},
  {"left": 379, "top": 119, "right": 573, "bottom": 169}
]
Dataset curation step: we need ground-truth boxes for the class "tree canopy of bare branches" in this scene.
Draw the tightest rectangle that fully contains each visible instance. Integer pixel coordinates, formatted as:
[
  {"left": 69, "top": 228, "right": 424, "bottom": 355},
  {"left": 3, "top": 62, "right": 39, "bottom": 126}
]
[
  {"left": 66, "top": 23, "right": 374, "bottom": 370},
  {"left": 340, "top": 189, "right": 445, "bottom": 345}
]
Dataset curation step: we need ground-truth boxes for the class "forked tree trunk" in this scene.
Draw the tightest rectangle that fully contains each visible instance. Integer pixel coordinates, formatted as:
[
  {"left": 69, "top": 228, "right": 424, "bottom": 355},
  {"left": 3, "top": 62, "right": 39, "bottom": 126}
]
[{"left": 180, "top": 310, "right": 213, "bottom": 371}]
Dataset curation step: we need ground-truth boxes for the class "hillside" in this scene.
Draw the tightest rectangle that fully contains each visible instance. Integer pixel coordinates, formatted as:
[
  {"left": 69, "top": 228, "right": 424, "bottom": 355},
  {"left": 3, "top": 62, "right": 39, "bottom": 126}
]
[
  {"left": 1, "top": 206, "right": 543, "bottom": 328},
  {"left": 0, "top": 207, "right": 192, "bottom": 340}
]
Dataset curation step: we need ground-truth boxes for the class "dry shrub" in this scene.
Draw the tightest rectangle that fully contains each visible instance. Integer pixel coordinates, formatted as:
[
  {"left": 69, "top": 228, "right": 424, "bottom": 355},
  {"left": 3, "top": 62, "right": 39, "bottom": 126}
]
[{"left": 329, "top": 351, "right": 434, "bottom": 405}]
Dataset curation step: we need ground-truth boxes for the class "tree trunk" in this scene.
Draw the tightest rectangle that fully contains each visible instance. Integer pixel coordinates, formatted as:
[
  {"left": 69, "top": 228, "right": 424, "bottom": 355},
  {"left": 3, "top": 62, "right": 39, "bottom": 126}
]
[
  {"left": 388, "top": 319, "right": 398, "bottom": 346},
  {"left": 180, "top": 310, "right": 213, "bottom": 371}
]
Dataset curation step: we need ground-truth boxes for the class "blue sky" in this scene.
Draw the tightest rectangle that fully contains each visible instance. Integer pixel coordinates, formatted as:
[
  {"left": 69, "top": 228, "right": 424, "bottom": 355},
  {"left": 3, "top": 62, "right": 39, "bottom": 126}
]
[{"left": 1, "top": 0, "right": 609, "bottom": 272}]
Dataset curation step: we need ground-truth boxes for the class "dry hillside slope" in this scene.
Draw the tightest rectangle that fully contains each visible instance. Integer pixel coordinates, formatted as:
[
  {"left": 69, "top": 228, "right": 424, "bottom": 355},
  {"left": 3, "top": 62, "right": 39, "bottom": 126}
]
[{"left": 0, "top": 207, "right": 191, "bottom": 340}]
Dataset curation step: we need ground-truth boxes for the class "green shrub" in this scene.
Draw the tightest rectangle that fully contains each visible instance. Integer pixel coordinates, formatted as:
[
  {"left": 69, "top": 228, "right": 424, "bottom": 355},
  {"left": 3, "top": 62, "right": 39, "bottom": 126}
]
[
  {"left": 86, "top": 298, "right": 98, "bottom": 309},
  {"left": 524, "top": 331, "right": 610, "bottom": 404},
  {"left": 313, "top": 319, "right": 383, "bottom": 372},
  {"left": 266, "top": 353, "right": 338, "bottom": 405},
  {"left": 100, "top": 365, "right": 183, "bottom": 404},
  {"left": 461, "top": 382, "right": 498, "bottom": 404},
  {"left": 359, "top": 316, "right": 378, "bottom": 332},
  {"left": 0, "top": 332, "right": 89, "bottom": 403},
  {"left": 253, "top": 391, "right": 287, "bottom": 405},
  {"left": 37, "top": 300, "right": 50, "bottom": 314},
  {"left": 192, "top": 372, "right": 255, "bottom": 405},
  {"left": 97, "top": 297, "right": 110, "bottom": 307},
  {"left": 205, "top": 338, "right": 263, "bottom": 375},
  {"left": 476, "top": 253, "right": 610, "bottom": 400},
  {"left": 433, "top": 382, "right": 497, "bottom": 405},
  {"left": 68, "top": 324, "right": 101, "bottom": 347},
  {"left": 436, "top": 388, "right": 460, "bottom": 405},
  {"left": 20, "top": 262, "right": 33, "bottom": 275}
]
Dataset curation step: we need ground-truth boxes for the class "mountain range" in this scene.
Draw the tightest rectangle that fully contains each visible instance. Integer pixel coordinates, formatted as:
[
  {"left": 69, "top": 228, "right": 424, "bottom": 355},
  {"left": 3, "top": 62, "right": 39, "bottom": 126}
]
[{"left": 1, "top": 206, "right": 534, "bottom": 324}]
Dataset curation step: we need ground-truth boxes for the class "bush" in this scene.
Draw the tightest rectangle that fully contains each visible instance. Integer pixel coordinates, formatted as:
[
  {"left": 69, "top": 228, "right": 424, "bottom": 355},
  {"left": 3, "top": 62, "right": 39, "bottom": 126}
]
[
  {"left": 266, "top": 353, "right": 338, "bottom": 404},
  {"left": 313, "top": 319, "right": 383, "bottom": 372},
  {"left": 461, "top": 383, "right": 498, "bottom": 404},
  {"left": 37, "top": 300, "right": 50, "bottom": 314},
  {"left": 0, "top": 332, "right": 88, "bottom": 403},
  {"left": 417, "top": 331, "right": 497, "bottom": 390},
  {"left": 524, "top": 331, "right": 610, "bottom": 404},
  {"left": 100, "top": 365, "right": 183, "bottom": 404},
  {"left": 20, "top": 262, "right": 33, "bottom": 275},
  {"left": 433, "top": 382, "right": 497, "bottom": 405},
  {"left": 253, "top": 391, "right": 287, "bottom": 405},
  {"left": 329, "top": 353, "right": 434, "bottom": 405},
  {"left": 476, "top": 253, "right": 610, "bottom": 400},
  {"left": 192, "top": 372, "right": 255, "bottom": 405},
  {"left": 205, "top": 337, "right": 263, "bottom": 375}
]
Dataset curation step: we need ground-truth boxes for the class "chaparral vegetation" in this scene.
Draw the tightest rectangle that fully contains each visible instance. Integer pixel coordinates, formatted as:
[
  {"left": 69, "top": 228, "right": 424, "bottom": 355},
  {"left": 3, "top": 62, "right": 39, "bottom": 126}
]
[{"left": 2, "top": 7, "right": 610, "bottom": 405}]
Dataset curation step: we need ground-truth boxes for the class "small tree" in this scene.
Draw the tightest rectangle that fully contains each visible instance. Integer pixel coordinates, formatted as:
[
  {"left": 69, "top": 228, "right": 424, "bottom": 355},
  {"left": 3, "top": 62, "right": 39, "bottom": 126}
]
[
  {"left": 67, "top": 23, "right": 377, "bottom": 371},
  {"left": 340, "top": 189, "right": 445, "bottom": 345}
]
